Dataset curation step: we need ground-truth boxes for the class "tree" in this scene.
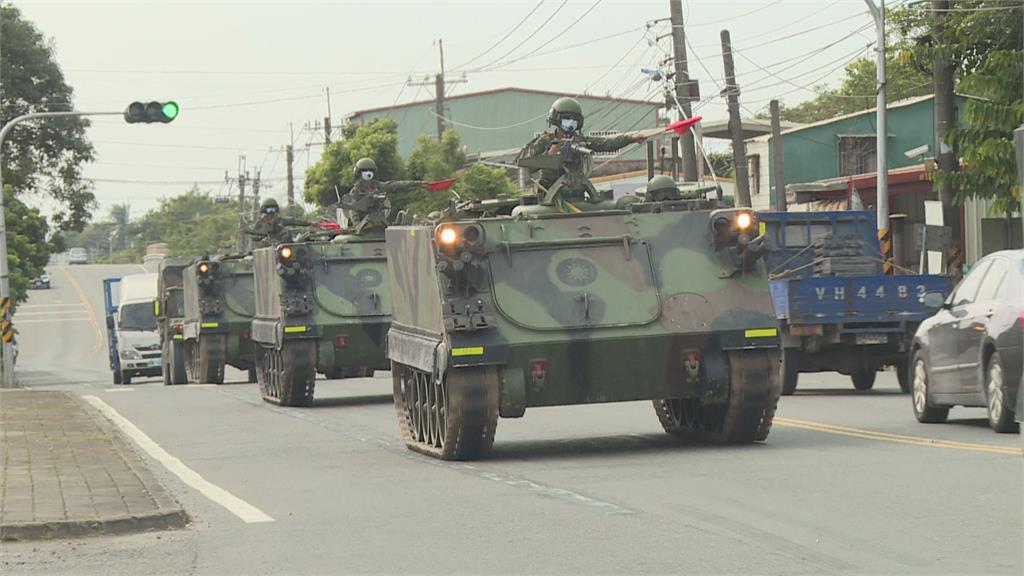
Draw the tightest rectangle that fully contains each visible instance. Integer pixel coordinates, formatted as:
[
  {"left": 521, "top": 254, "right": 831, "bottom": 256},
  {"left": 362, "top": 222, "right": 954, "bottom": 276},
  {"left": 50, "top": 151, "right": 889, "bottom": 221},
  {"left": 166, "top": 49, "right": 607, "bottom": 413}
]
[
  {"left": 890, "top": 0, "right": 1024, "bottom": 211},
  {"left": 304, "top": 118, "right": 404, "bottom": 207},
  {"left": 407, "top": 131, "right": 466, "bottom": 181},
  {"left": 776, "top": 57, "right": 932, "bottom": 124},
  {"left": 1, "top": 5, "right": 94, "bottom": 304},
  {"left": 1, "top": 5, "right": 95, "bottom": 230},
  {"left": 403, "top": 163, "right": 518, "bottom": 216}
]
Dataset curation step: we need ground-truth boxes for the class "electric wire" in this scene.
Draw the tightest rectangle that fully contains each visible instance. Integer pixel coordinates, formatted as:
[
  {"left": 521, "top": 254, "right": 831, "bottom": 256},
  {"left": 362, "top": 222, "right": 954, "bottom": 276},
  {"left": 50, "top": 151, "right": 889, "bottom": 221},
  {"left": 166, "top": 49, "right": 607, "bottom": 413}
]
[
  {"left": 474, "top": 0, "right": 570, "bottom": 72},
  {"left": 451, "top": 0, "right": 547, "bottom": 71}
]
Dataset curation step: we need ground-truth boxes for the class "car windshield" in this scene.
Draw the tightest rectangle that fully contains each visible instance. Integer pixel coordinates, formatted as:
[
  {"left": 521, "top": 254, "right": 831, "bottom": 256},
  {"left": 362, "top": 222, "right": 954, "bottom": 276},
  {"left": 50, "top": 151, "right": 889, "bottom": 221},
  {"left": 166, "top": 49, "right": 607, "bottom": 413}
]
[{"left": 119, "top": 301, "right": 157, "bottom": 331}]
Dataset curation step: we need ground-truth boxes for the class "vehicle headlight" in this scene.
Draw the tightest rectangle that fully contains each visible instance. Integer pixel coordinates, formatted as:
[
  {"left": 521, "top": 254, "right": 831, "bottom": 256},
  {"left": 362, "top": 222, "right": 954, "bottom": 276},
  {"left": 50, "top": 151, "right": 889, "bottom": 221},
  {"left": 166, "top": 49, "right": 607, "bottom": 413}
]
[{"left": 121, "top": 348, "right": 141, "bottom": 359}]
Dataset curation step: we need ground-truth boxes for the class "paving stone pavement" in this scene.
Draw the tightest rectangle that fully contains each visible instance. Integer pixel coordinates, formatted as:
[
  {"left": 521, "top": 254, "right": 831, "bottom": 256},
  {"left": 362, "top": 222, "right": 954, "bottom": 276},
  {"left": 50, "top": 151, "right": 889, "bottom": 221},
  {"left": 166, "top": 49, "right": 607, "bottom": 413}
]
[{"left": 0, "top": 390, "right": 187, "bottom": 540}]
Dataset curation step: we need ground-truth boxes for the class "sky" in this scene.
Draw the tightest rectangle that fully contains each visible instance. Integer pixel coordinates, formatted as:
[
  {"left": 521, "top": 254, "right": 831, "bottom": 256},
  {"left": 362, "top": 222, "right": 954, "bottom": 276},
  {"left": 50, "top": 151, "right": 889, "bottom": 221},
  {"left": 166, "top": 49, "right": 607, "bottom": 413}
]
[{"left": 13, "top": 0, "right": 886, "bottom": 219}]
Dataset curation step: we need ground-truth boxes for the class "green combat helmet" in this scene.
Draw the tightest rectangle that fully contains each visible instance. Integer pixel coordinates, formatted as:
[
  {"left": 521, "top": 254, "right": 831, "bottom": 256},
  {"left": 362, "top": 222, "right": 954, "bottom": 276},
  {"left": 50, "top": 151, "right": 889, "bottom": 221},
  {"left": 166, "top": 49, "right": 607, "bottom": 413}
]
[
  {"left": 548, "top": 97, "right": 584, "bottom": 132},
  {"left": 646, "top": 175, "right": 682, "bottom": 202},
  {"left": 260, "top": 197, "right": 279, "bottom": 213},
  {"left": 353, "top": 157, "right": 378, "bottom": 179}
]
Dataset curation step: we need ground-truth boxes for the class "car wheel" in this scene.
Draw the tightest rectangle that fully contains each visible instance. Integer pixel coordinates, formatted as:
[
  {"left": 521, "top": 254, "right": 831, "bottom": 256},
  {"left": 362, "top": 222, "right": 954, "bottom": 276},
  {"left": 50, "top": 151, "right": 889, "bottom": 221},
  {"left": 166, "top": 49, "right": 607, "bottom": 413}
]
[
  {"left": 911, "top": 350, "right": 948, "bottom": 424},
  {"left": 984, "top": 352, "right": 1018, "bottom": 433}
]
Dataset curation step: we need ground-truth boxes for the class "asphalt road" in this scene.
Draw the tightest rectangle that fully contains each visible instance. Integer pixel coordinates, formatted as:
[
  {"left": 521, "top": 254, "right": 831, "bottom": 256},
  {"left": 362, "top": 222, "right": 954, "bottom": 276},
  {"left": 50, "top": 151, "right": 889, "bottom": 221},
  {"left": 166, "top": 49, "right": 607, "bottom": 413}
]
[{"left": 2, "top": 263, "right": 1021, "bottom": 575}]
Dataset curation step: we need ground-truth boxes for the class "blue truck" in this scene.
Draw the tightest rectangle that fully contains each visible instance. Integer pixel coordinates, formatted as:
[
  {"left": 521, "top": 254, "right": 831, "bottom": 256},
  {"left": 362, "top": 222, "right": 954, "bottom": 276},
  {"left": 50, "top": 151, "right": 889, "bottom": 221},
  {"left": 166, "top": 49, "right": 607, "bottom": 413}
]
[{"left": 762, "top": 211, "right": 953, "bottom": 395}]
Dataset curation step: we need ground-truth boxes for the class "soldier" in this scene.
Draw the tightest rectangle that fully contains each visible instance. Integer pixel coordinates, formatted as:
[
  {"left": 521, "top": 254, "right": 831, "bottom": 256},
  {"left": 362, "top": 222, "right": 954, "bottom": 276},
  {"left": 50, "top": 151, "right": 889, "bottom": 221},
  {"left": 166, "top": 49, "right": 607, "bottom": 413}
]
[
  {"left": 516, "top": 97, "right": 646, "bottom": 208},
  {"left": 338, "top": 157, "right": 444, "bottom": 234},
  {"left": 645, "top": 175, "right": 683, "bottom": 202},
  {"left": 246, "top": 197, "right": 310, "bottom": 247}
]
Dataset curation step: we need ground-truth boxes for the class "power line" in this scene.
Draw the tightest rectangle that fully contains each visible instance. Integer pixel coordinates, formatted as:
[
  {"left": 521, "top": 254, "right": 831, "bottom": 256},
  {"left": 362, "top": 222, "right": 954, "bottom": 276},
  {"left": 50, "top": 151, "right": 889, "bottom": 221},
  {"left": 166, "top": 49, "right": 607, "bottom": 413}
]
[
  {"left": 452, "top": 0, "right": 548, "bottom": 71},
  {"left": 685, "top": 0, "right": 784, "bottom": 27},
  {"left": 475, "top": 0, "right": 570, "bottom": 72},
  {"left": 477, "top": 0, "right": 605, "bottom": 73}
]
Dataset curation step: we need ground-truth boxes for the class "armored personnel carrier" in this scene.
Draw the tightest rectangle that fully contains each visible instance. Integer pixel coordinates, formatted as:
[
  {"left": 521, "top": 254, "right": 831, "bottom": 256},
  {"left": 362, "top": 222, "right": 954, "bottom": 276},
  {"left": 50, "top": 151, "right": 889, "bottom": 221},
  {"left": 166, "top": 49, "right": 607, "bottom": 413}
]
[
  {"left": 181, "top": 255, "right": 257, "bottom": 384},
  {"left": 250, "top": 233, "right": 391, "bottom": 406},
  {"left": 385, "top": 187, "right": 783, "bottom": 460},
  {"left": 156, "top": 257, "right": 191, "bottom": 385}
]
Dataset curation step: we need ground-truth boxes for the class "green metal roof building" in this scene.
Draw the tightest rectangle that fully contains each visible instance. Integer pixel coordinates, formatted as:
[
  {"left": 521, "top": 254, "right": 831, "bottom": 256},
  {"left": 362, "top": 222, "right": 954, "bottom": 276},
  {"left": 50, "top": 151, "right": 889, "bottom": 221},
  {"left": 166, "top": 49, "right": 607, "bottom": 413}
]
[{"left": 345, "top": 87, "right": 662, "bottom": 165}]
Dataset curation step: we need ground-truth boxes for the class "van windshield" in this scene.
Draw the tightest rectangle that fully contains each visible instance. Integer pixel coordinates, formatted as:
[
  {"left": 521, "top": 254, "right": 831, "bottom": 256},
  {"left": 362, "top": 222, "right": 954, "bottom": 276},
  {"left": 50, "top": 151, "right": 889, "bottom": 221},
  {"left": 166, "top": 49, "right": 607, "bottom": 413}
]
[{"left": 119, "top": 301, "right": 157, "bottom": 331}]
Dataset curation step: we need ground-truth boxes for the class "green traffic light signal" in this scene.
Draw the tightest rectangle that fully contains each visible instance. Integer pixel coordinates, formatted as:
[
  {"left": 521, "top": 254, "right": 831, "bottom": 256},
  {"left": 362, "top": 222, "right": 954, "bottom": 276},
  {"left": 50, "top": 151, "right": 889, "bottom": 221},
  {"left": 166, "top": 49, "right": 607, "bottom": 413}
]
[{"left": 124, "top": 101, "right": 179, "bottom": 124}]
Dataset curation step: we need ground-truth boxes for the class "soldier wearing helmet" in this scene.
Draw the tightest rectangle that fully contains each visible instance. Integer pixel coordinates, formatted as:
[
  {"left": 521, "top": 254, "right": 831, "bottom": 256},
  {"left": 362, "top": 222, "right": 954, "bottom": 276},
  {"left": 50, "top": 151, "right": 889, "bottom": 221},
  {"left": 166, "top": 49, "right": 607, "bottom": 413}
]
[
  {"left": 516, "top": 97, "right": 645, "bottom": 208},
  {"left": 645, "top": 175, "right": 683, "bottom": 202},
  {"left": 246, "top": 197, "right": 311, "bottom": 247},
  {"left": 338, "top": 157, "right": 434, "bottom": 233}
]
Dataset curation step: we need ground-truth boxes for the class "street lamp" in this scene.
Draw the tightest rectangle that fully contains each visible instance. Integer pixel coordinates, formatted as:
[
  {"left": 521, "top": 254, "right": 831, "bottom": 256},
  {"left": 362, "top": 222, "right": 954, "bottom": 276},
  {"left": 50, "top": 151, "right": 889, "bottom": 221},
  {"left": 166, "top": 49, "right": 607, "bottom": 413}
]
[{"left": 0, "top": 103, "right": 179, "bottom": 387}]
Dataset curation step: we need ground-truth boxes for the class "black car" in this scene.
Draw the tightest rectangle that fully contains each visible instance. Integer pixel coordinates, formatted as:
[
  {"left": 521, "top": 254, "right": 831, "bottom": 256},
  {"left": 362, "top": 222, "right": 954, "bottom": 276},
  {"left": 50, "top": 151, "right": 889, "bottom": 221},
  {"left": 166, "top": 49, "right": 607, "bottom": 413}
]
[{"left": 910, "top": 250, "right": 1023, "bottom": 433}]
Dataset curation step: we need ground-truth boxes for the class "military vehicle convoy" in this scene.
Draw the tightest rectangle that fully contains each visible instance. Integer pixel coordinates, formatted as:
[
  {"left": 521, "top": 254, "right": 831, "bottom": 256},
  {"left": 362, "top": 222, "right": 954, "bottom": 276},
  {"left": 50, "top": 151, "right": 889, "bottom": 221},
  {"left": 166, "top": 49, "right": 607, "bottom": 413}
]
[
  {"left": 156, "top": 258, "right": 191, "bottom": 385},
  {"left": 181, "top": 255, "right": 257, "bottom": 384},
  {"left": 385, "top": 194, "right": 782, "bottom": 460},
  {"left": 251, "top": 234, "right": 391, "bottom": 406}
]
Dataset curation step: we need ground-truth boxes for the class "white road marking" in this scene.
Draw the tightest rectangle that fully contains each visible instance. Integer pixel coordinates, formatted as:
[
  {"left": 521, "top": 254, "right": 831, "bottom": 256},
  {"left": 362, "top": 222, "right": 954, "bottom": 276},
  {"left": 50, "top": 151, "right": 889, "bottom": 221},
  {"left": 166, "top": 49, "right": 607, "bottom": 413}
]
[
  {"left": 14, "top": 317, "right": 93, "bottom": 324},
  {"left": 18, "top": 303, "right": 86, "bottom": 309},
  {"left": 82, "top": 395, "right": 275, "bottom": 524},
  {"left": 104, "top": 388, "right": 136, "bottom": 392}
]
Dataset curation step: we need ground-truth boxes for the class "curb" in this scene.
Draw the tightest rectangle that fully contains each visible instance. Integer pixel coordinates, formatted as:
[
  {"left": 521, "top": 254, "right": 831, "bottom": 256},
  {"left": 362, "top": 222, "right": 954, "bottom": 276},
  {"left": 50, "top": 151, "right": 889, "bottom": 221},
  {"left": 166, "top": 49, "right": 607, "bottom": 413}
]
[{"left": 0, "top": 509, "right": 189, "bottom": 542}]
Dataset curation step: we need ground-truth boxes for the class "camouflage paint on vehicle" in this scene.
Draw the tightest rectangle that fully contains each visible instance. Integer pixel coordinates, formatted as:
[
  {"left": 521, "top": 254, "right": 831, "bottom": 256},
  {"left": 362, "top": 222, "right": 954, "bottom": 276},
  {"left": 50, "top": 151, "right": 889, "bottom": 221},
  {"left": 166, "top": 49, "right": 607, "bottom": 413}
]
[
  {"left": 157, "top": 258, "right": 191, "bottom": 385},
  {"left": 182, "top": 256, "right": 257, "bottom": 383},
  {"left": 250, "top": 233, "right": 391, "bottom": 405},
  {"left": 386, "top": 200, "right": 783, "bottom": 460}
]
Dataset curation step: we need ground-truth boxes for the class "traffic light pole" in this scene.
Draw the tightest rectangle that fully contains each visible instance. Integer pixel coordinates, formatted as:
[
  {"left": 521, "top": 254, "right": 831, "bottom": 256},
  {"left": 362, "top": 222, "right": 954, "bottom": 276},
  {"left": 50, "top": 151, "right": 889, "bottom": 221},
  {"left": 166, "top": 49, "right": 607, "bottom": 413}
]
[{"left": 0, "top": 110, "right": 122, "bottom": 387}]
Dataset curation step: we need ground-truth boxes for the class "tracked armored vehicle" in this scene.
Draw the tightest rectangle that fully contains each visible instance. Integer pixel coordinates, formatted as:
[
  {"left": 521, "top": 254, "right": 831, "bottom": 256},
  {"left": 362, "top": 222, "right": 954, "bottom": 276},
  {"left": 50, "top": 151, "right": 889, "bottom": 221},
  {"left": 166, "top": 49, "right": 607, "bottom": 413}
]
[
  {"left": 181, "top": 255, "right": 257, "bottom": 384},
  {"left": 385, "top": 192, "right": 783, "bottom": 460},
  {"left": 251, "top": 234, "right": 390, "bottom": 406},
  {"left": 156, "top": 257, "right": 191, "bottom": 385}
]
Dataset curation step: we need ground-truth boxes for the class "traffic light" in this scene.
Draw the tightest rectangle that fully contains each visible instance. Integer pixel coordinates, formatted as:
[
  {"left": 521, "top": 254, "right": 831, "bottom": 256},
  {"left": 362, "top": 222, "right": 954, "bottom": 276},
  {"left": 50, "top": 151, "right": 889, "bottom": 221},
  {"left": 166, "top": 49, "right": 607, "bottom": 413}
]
[{"left": 124, "top": 101, "right": 179, "bottom": 124}]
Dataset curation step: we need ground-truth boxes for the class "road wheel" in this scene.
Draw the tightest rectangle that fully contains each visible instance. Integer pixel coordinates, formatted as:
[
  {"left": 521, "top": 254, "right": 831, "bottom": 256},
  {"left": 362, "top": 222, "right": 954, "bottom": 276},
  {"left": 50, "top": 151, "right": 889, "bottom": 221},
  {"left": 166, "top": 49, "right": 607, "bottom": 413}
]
[
  {"left": 911, "top": 350, "right": 948, "bottom": 423},
  {"left": 162, "top": 360, "right": 171, "bottom": 386},
  {"left": 895, "top": 359, "right": 911, "bottom": 393},
  {"left": 654, "top": 349, "right": 782, "bottom": 443},
  {"left": 164, "top": 342, "right": 187, "bottom": 385},
  {"left": 259, "top": 340, "right": 316, "bottom": 407},
  {"left": 984, "top": 352, "right": 1018, "bottom": 433},
  {"left": 121, "top": 371, "right": 132, "bottom": 385},
  {"left": 780, "top": 348, "right": 799, "bottom": 396},
  {"left": 196, "top": 335, "right": 226, "bottom": 384},
  {"left": 392, "top": 362, "right": 498, "bottom": 460},
  {"left": 113, "top": 369, "right": 122, "bottom": 385},
  {"left": 247, "top": 366, "right": 257, "bottom": 383},
  {"left": 851, "top": 369, "right": 877, "bottom": 391}
]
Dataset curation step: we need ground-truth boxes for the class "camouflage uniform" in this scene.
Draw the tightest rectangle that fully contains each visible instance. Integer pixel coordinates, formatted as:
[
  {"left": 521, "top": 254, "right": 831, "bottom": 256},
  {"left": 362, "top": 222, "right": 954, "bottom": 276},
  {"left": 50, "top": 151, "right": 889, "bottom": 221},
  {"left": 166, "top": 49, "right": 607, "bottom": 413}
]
[
  {"left": 246, "top": 214, "right": 310, "bottom": 247},
  {"left": 338, "top": 180, "right": 424, "bottom": 233}
]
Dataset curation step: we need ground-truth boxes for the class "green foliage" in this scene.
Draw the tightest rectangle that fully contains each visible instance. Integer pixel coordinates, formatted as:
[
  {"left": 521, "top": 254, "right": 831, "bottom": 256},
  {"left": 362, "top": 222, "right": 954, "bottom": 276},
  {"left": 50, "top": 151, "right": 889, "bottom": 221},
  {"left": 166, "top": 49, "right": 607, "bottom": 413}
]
[
  {"left": 407, "top": 131, "right": 466, "bottom": 181},
  {"left": 777, "top": 58, "right": 932, "bottom": 124},
  {"left": 941, "top": 50, "right": 1023, "bottom": 211},
  {"left": 404, "top": 163, "right": 518, "bottom": 216},
  {"left": 703, "top": 152, "right": 735, "bottom": 179},
  {"left": 71, "top": 188, "right": 244, "bottom": 262},
  {"left": 1, "top": 5, "right": 95, "bottom": 231},
  {"left": 889, "top": 0, "right": 1024, "bottom": 210},
  {"left": 304, "top": 118, "right": 405, "bottom": 207},
  {"left": 4, "top": 190, "right": 60, "bottom": 304}
]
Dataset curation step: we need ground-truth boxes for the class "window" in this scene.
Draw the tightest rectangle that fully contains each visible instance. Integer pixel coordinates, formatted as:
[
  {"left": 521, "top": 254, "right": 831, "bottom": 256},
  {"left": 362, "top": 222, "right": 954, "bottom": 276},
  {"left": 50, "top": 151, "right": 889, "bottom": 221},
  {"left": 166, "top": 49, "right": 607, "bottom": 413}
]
[
  {"left": 748, "top": 155, "right": 760, "bottom": 196},
  {"left": 809, "top": 223, "right": 833, "bottom": 244},
  {"left": 119, "top": 301, "right": 157, "bottom": 332},
  {"left": 588, "top": 130, "right": 622, "bottom": 157},
  {"left": 784, "top": 224, "right": 808, "bottom": 247},
  {"left": 952, "top": 260, "right": 992, "bottom": 306},
  {"left": 975, "top": 258, "right": 1008, "bottom": 303},
  {"left": 838, "top": 136, "right": 877, "bottom": 177}
]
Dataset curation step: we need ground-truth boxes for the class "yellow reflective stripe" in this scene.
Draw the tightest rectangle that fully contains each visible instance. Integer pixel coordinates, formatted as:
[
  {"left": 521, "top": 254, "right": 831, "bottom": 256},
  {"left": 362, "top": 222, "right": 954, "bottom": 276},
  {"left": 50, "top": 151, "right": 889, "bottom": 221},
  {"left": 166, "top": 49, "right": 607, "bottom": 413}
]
[
  {"left": 451, "top": 346, "right": 484, "bottom": 357},
  {"left": 200, "top": 322, "right": 220, "bottom": 329},
  {"left": 758, "top": 221, "right": 766, "bottom": 236},
  {"left": 283, "top": 325, "right": 308, "bottom": 334},
  {"left": 172, "top": 334, "right": 183, "bottom": 340},
  {"left": 745, "top": 328, "right": 778, "bottom": 338}
]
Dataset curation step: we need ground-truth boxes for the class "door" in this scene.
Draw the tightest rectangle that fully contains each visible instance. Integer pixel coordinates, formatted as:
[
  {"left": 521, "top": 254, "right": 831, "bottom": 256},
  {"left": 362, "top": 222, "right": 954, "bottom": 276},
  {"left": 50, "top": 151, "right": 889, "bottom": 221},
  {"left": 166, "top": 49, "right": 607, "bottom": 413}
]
[
  {"left": 957, "top": 257, "right": 1008, "bottom": 395},
  {"left": 929, "top": 260, "right": 990, "bottom": 392}
]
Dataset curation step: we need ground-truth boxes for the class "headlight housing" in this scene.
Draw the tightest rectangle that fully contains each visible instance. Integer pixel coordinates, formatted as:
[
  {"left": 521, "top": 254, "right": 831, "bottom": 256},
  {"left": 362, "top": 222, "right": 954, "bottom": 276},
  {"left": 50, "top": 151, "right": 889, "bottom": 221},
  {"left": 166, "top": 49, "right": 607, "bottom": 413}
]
[{"left": 121, "top": 348, "right": 141, "bottom": 359}]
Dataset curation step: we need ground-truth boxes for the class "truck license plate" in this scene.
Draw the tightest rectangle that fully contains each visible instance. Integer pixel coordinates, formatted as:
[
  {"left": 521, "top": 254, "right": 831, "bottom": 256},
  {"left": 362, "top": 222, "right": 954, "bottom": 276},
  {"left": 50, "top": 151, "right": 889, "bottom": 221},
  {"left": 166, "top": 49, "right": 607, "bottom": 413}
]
[{"left": 856, "top": 334, "right": 888, "bottom": 345}]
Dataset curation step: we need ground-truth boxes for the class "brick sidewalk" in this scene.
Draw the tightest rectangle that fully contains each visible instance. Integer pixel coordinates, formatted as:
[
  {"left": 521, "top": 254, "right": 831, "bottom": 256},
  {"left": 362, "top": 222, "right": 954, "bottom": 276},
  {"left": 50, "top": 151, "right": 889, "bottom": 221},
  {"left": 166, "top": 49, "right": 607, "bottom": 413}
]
[{"left": 0, "top": 390, "right": 187, "bottom": 540}]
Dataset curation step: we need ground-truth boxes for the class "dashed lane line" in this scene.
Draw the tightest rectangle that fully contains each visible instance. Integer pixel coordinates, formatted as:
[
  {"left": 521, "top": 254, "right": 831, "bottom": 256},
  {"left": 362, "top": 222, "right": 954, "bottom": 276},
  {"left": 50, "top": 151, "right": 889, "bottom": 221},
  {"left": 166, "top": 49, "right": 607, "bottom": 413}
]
[
  {"left": 774, "top": 417, "right": 1022, "bottom": 456},
  {"left": 58, "top": 267, "right": 105, "bottom": 356},
  {"left": 83, "top": 395, "right": 275, "bottom": 524}
]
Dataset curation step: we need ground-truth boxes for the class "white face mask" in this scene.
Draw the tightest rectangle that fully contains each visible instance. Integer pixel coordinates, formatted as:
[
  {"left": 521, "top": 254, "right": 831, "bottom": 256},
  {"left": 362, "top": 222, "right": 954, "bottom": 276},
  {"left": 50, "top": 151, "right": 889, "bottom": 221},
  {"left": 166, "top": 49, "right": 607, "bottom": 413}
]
[
  {"left": 560, "top": 118, "right": 579, "bottom": 133},
  {"left": 360, "top": 171, "right": 374, "bottom": 181}
]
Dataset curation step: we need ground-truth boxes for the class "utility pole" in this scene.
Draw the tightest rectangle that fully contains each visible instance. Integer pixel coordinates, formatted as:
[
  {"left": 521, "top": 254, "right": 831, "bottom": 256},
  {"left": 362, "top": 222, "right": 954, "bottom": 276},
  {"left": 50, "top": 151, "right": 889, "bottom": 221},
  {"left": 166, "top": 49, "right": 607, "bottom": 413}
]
[
  {"left": 324, "top": 87, "right": 333, "bottom": 144},
  {"left": 251, "top": 169, "right": 262, "bottom": 220},
  {"left": 932, "top": 0, "right": 960, "bottom": 270},
  {"left": 669, "top": 0, "right": 699, "bottom": 181},
  {"left": 231, "top": 156, "right": 249, "bottom": 252},
  {"left": 865, "top": 0, "right": 891, "bottom": 272},
  {"left": 410, "top": 38, "right": 467, "bottom": 141},
  {"left": 770, "top": 99, "right": 786, "bottom": 211},
  {"left": 720, "top": 29, "right": 751, "bottom": 207},
  {"left": 286, "top": 144, "right": 295, "bottom": 207}
]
